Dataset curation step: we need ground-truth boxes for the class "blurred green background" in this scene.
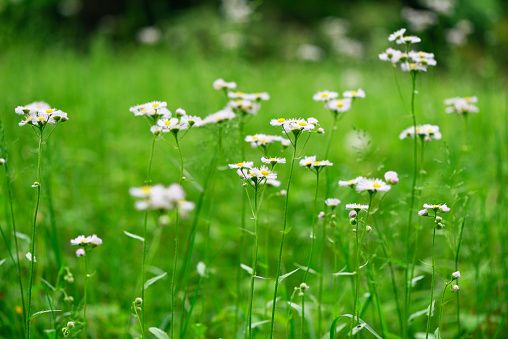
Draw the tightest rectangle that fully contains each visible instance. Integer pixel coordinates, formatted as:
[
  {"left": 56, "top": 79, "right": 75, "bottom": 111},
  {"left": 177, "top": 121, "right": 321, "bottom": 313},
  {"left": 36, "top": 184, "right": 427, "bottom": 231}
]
[{"left": 0, "top": 0, "right": 507, "bottom": 338}]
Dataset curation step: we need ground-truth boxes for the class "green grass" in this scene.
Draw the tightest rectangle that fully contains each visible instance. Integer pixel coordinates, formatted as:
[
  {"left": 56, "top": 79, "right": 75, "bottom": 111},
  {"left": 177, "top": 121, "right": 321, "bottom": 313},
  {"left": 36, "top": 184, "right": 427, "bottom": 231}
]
[{"left": 0, "top": 41, "right": 506, "bottom": 338}]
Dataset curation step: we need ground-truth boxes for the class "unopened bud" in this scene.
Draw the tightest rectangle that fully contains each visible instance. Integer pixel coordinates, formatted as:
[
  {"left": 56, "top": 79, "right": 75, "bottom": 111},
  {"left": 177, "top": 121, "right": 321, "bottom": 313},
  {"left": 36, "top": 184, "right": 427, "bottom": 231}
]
[
  {"left": 349, "top": 210, "right": 357, "bottom": 218},
  {"left": 318, "top": 211, "right": 325, "bottom": 220},
  {"left": 67, "top": 321, "right": 75, "bottom": 328},
  {"left": 32, "top": 181, "right": 40, "bottom": 188},
  {"left": 281, "top": 190, "right": 287, "bottom": 196},
  {"left": 452, "top": 271, "right": 461, "bottom": 279},
  {"left": 0, "top": 158, "right": 5, "bottom": 166},
  {"left": 366, "top": 226, "right": 372, "bottom": 233},
  {"left": 350, "top": 218, "right": 357, "bottom": 225},
  {"left": 452, "top": 284, "right": 459, "bottom": 292},
  {"left": 317, "top": 128, "right": 325, "bottom": 134}
]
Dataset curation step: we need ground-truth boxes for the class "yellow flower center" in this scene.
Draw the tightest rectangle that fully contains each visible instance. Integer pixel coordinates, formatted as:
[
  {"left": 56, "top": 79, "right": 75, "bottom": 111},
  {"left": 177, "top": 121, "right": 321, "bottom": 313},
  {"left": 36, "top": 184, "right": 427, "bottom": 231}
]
[
  {"left": 25, "top": 117, "right": 32, "bottom": 121},
  {"left": 215, "top": 117, "right": 221, "bottom": 121},
  {"left": 321, "top": 93, "right": 329, "bottom": 98},
  {"left": 416, "top": 128, "right": 421, "bottom": 132},
  {"left": 235, "top": 92, "right": 243, "bottom": 96},
  {"left": 250, "top": 172, "right": 256, "bottom": 176},
  {"left": 164, "top": 121, "right": 172, "bottom": 125},
  {"left": 433, "top": 205, "right": 438, "bottom": 208},
  {"left": 465, "top": 96, "right": 471, "bottom": 102},
  {"left": 37, "top": 117, "right": 45, "bottom": 121},
  {"left": 427, "top": 129, "right": 432, "bottom": 132},
  {"left": 313, "top": 161, "right": 320, "bottom": 165},
  {"left": 298, "top": 122, "right": 307, "bottom": 126},
  {"left": 45, "top": 109, "right": 54, "bottom": 113},
  {"left": 277, "top": 118, "right": 285, "bottom": 123},
  {"left": 351, "top": 91, "right": 357, "bottom": 96},
  {"left": 270, "top": 158, "right": 276, "bottom": 161},
  {"left": 255, "top": 93, "right": 261, "bottom": 97},
  {"left": 410, "top": 63, "right": 418, "bottom": 69},
  {"left": 252, "top": 136, "right": 258, "bottom": 140},
  {"left": 305, "top": 162, "right": 312, "bottom": 166},
  {"left": 235, "top": 99, "right": 243, "bottom": 104},
  {"left": 260, "top": 139, "right": 267, "bottom": 143},
  {"left": 373, "top": 183, "right": 382, "bottom": 188},
  {"left": 348, "top": 180, "right": 353, "bottom": 184},
  {"left": 337, "top": 101, "right": 344, "bottom": 107},
  {"left": 141, "top": 186, "right": 152, "bottom": 194},
  {"left": 141, "top": 109, "right": 148, "bottom": 113},
  {"left": 152, "top": 103, "right": 160, "bottom": 108},
  {"left": 236, "top": 162, "right": 244, "bottom": 166},
  {"left": 261, "top": 170, "right": 269, "bottom": 176}
]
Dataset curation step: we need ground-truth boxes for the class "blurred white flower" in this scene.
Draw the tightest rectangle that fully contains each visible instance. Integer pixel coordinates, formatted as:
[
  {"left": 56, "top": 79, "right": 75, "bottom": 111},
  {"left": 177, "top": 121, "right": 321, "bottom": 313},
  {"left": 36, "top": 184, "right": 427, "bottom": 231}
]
[
  {"left": 296, "top": 44, "right": 325, "bottom": 62},
  {"left": 379, "top": 48, "right": 404, "bottom": 64},
  {"left": 313, "top": 91, "right": 338, "bottom": 102},
  {"left": 76, "top": 248, "right": 85, "bottom": 257},
  {"left": 401, "top": 7, "right": 437, "bottom": 32},
  {"left": 203, "top": 108, "right": 236, "bottom": 124},
  {"left": 213, "top": 79, "right": 237, "bottom": 90},
  {"left": 338, "top": 176, "right": 364, "bottom": 187},
  {"left": 423, "top": 203, "right": 450, "bottom": 213},
  {"left": 325, "top": 198, "right": 341, "bottom": 208},
  {"left": 228, "top": 161, "right": 254, "bottom": 169},
  {"left": 355, "top": 178, "right": 391, "bottom": 193},
  {"left": 136, "top": 26, "right": 161, "bottom": 45},
  {"left": 384, "top": 171, "right": 399, "bottom": 185},
  {"left": 26, "top": 252, "right": 36, "bottom": 262},
  {"left": 444, "top": 96, "right": 479, "bottom": 114},
  {"left": 343, "top": 88, "right": 365, "bottom": 98},
  {"left": 261, "top": 157, "right": 286, "bottom": 165},
  {"left": 130, "top": 183, "right": 195, "bottom": 212},
  {"left": 346, "top": 203, "right": 369, "bottom": 211},
  {"left": 389, "top": 28, "right": 406, "bottom": 42},
  {"left": 399, "top": 124, "right": 441, "bottom": 141}
]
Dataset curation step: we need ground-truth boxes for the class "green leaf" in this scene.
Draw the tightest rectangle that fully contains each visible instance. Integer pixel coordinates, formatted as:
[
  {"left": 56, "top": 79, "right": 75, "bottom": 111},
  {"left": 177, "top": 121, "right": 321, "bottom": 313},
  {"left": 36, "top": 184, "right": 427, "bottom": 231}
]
[
  {"left": 144, "top": 272, "right": 167, "bottom": 290},
  {"left": 15, "top": 232, "right": 31, "bottom": 243},
  {"left": 251, "top": 320, "right": 270, "bottom": 329},
  {"left": 123, "top": 230, "right": 144, "bottom": 242},
  {"left": 30, "top": 310, "right": 61, "bottom": 320},
  {"left": 281, "top": 226, "right": 292, "bottom": 235},
  {"left": 408, "top": 301, "right": 435, "bottom": 324},
  {"left": 277, "top": 268, "right": 299, "bottom": 284},
  {"left": 240, "top": 264, "right": 253, "bottom": 274},
  {"left": 329, "top": 314, "right": 382, "bottom": 339},
  {"left": 40, "top": 278, "right": 56, "bottom": 291},
  {"left": 149, "top": 327, "right": 170, "bottom": 339},
  {"left": 0, "top": 258, "right": 6, "bottom": 266}
]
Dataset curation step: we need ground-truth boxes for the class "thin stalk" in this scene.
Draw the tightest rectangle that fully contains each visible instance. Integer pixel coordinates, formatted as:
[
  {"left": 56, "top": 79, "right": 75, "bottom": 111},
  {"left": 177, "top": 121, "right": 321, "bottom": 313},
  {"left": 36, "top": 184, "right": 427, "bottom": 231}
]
[
  {"left": 1, "top": 119, "right": 27, "bottom": 329},
  {"left": 403, "top": 72, "right": 418, "bottom": 339},
  {"left": 425, "top": 214, "right": 438, "bottom": 339},
  {"left": 438, "top": 282, "right": 450, "bottom": 339},
  {"left": 141, "top": 134, "right": 156, "bottom": 338},
  {"left": 301, "top": 294, "right": 305, "bottom": 339},
  {"left": 455, "top": 219, "right": 465, "bottom": 335},
  {"left": 83, "top": 250, "right": 89, "bottom": 339},
  {"left": 380, "top": 236, "right": 403, "bottom": 335},
  {"left": 349, "top": 212, "right": 360, "bottom": 339},
  {"left": 171, "top": 135, "right": 184, "bottom": 339},
  {"left": 246, "top": 186, "right": 259, "bottom": 339},
  {"left": 269, "top": 141, "right": 298, "bottom": 338},
  {"left": 304, "top": 172, "right": 320, "bottom": 282},
  {"left": 234, "top": 118, "right": 247, "bottom": 336},
  {"left": 26, "top": 133, "right": 43, "bottom": 339}
]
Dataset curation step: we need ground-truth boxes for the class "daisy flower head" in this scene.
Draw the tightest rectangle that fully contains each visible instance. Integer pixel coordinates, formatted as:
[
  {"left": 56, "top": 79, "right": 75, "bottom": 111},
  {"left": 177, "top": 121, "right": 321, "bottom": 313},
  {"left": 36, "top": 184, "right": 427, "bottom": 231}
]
[
  {"left": 228, "top": 99, "right": 261, "bottom": 115},
  {"left": 338, "top": 176, "right": 364, "bottom": 188},
  {"left": 253, "top": 92, "right": 270, "bottom": 101},
  {"left": 157, "top": 117, "right": 179, "bottom": 129},
  {"left": 326, "top": 98, "right": 352, "bottom": 113},
  {"left": 452, "top": 285, "right": 460, "bottom": 292},
  {"left": 227, "top": 91, "right": 246, "bottom": 99},
  {"left": 228, "top": 161, "right": 254, "bottom": 169},
  {"left": 70, "top": 235, "right": 88, "bottom": 246},
  {"left": 0, "top": 158, "right": 5, "bottom": 166},
  {"left": 266, "top": 179, "right": 281, "bottom": 187},
  {"left": 248, "top": 166, "right": 277, "bottom": 184},
  {"left": 379, "top": 48, "right": 404, "bottom": 64},
  {"left": 388, "top": 28, "right": 406, "bottom": 42},
  {"left": 423, "top": 203, "right": 450, "bottom": 213},
  {"left": 355, "top": 178, "right": 391, "bottom": 193},
  {"left": 399, "top": 125, "right": 441, "bottom": 141},
  {"left": 313, "top": 91, "right": 339, "bottom": 102},
  {"left": 130, "top": 101, "right": 169, "bottom": 117},
  {"left": 203, "top": 108, "right": 236, "bottom": 125},
  {"left": 444, "top": 96, "right": 479, "bottom": 115},
  {"left": 150, "top": 125, "right": 163, "bottom": 135},
  {"left": 130, "top": 183, "right": 194, "bottom": 212},
  {"left": 181, "top": 115, "right": 204, "bottom": 127},
  {"left": 346, "top": 203, "right": 369, "bottom": 211},
  {"left": 325, "top": 198, "right": 341, "bottom": 209},
  {"left": 384, "top": 171, "right": 399, "bottom": 185},
  {"left": 87, "top": 234, "right": 103, "bottom": 247},
  {"left": 213, "top": 78, "right": 236, "bottom": 90},
  {"left": 282, "top": 118, "right": 317, "bottom": 136},
  {"left": 396, "top": 34, "right": 421, "bottom": 45},
  {"left": 418, "top": 209, "right": 428, "bottom": 216},
  {"left": 299, "top": 155, "right": 316, "bottom": 168},
  {"left": 270, "top": 118, "right": 287, "bottom": 126},
  {"left": 246, "top": 134, "right": 283, "bottom": 149},
  {"left": 343, "top": 89, "right": 366, "bottom": 99},
  {"left": 175, "top": 108, "right": 186, "bottom": 117},
  {"left": 261, "top": 157, "right": 286, "bottom": 166}
]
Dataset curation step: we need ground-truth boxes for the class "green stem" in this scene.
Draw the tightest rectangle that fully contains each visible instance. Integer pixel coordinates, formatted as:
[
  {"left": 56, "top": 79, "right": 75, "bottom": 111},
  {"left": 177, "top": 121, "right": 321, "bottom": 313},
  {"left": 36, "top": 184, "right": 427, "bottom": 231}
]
[
  {"left": 404, "top": 71, "right": 418, "bottom": 339},
  {"left": 269, "top": 142, "right": 297, "bottom": 338},
  {"left": 246, "top": 185, "right": 259, "bottom": 339},
  {"left": 349, "top": 212, "right": 360, "bottom": 339},
  {"left": 438, "top": 282, "right": 450, "bottom": 339},
  {"left": 83, "top": 250, "right": 89, "bottom": 339},
  {"left": 318, "top": 177, "right": 327, "bottom": 337},
  {"left": 455, "top": 219, "right": 465, "bottom": 336},
  {"left": 301, "top": 294, "right": 305, "bottom": 339},
  {"left": 304, "top": 172, "right": 319, "bottom": 283},
  {"left": 425, "top": 215, "right": 438, "bottom": 339},
  {"left": 26, "top": 133, "right": 43, "bottom": 339},
  {"left": 141, "top": 134, "right": 156, "bottom": 338}
]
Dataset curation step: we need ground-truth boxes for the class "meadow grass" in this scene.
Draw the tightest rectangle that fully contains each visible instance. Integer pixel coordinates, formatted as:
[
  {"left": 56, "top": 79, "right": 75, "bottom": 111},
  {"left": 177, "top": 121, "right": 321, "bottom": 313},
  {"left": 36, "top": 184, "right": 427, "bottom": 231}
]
[{"left": 0, "top": 40, "right": 506, "bottom": 338}]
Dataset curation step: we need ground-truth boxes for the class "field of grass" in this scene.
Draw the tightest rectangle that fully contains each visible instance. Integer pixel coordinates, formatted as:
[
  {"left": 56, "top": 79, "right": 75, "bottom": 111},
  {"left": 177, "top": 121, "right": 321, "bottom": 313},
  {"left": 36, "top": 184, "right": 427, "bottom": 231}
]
[{"left": 0, "top": 40, "right": 506, "bottom": 339}]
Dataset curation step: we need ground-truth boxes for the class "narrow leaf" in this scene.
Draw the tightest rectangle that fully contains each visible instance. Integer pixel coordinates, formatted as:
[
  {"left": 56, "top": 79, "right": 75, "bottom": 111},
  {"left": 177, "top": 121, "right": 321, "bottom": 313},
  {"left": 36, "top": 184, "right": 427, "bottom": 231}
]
[
  {"left": 15, "top": 232, "right": 30, "bottom": 243},
  {"left": 41, "top": 278, "right": 56, "bottom": 291},
  {"left": 149, "top": 327, "right": 170, "bottom": 339},
  {"left": 251, "top": 320, "right": 270, "bottom": 329},
  {"left": 277, "top": 268, "right": 299, "bottom": 284},
  {"left": 123, "top": 231, "right": 144, "bottom": 242},
  {"left": 30, "top": 310, "right": 62, "bottom": 320},
  {"left": 332, "top": 271, "right": 355, "bottom": 276},
  {"left": 0, "top": 258, "right": 6, "bottom": 266},
  {"left": 294, "top": 263, "right": 317, "bottom": 275},
  {"left": 144, "top": 272, "right": 167, "bottom": 290},
  {"left": 281, "top": 226, "right": 292, "bottom": 235},
  {"left": 240, "top": 264, "right": 253, "bottom": 275},
  {"left": 411, "top": 275, "right": 425, "bottom": 287},
  {"left": 329, "top": 314, "right": 382, "bottom": 339},
  {"left": 408, "top": 301, "right": 435, "bottom": 324}
]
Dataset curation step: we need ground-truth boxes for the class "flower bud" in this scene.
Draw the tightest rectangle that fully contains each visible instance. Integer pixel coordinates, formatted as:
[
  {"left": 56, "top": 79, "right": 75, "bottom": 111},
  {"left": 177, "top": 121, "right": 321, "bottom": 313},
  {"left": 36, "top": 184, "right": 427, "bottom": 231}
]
[
  {"left": 0, "top": 158, "right": 5, "bottom": 166},
  {"left": 350, "top": 218, "right": 357, "bottom": 225},
  {"left": 366, "top": 226, "right": 372, "bottom": 233},
  {"left": 349, "top": 210, "right": 357, "bottom": 218},
  {"left": 135, "top": 297, "right": 143, "bottom": 305},
  {"left": 418, "top": 209, "right": 428, "bottom": 216},
  {"left": 158, "top": 215, "right": 170, "bottom": 227},
  {"left": 352, "top": 228, "right": 356, "bottom": 233},
  {"left": 32, "top": 181, "right": 40, "bottom": 188},
  {"left": 452, "top": 284, "right": 459, "bottom": 292},
  {"left": 318, "top": 211, "right": 325, "bottom": 220},
  {"left": 67, "top": 321, "right": 75, "bottom": 328},
  {"left": 436, "top": 222, "right": 445, "bottom": 229},
  {"left": 280, "top": 190, "right": 287, "bottom": 196},
  {"left": 435, "top": 216, "right": 443, "bottom": 222},
  {"left": 317, "top": 128, "right": 325, "bottom": 134},
  {"left": 64, "top": 295, "right": 74, "bottom": 303},
  {"left": 452, "top": 271, "right": 461, "bottom": 279},
  {"left": 76, "top": 248, "right": 85, "bottom": 257}
]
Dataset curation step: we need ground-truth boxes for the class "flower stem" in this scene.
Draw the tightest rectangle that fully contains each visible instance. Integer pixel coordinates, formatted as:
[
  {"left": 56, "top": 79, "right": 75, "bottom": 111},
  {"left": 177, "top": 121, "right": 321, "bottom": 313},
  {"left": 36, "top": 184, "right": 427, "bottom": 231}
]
[
  {"left": 349, "top": 212, "right": 360, "bottom": 339},
  {"left": 301, "top": 294, "right": 305, "bottom": 339},
  {"left": 304, "top": 172, "right": 320, "bottom": 283},
  {"left": 455, "top": 219, "right": 465, "bottom": 336},
  {"left": 425, "top": 214, "right": 438, "bottom": 339},
  {"left": 246, "top": 185, "right": 259, "bottom": 339},
  {"left": 141, "top": 134, "right": 156, "bottom": 338},
  {"left": 269, "top": 142, "right": 297, "bottom": 338},
  {"left": 83, "top": 250, "right": 89, "bottom": 339},
  {"left": 404, "top": 71, "right": 418, "bottom": 339},
  {"left": 438, "top": 282, "right": 450, "bottom": 339},
  {"left": 26, "top": 133, "right": 43, "bottom": 339}
]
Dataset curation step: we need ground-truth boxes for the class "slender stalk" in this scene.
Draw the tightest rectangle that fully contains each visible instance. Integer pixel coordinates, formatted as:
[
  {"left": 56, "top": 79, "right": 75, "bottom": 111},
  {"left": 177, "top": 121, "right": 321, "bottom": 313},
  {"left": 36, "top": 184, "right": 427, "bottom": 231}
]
[
  {"left": 403, "top": 72, "right": 418, "bottom": 339},
  {"left": 83, "top": 250, "right": 89, "bottom": 339},
  {"left": 234, "top": 118, "right": 247, "bottom": 336},
  {"left": 141, "top": 134, "right": 156, "bottom": 338},
  {"left": 425, "top": 214, "right": 438, "bottom": 339},
  {"left": 304, "top": 172, "right": 320, "bottom": 283},
  {"left": 26, "top": 133, "right": 43, "bottom": 339},
  {"left": 269, "top": 141, "right": 298, "bottom": 338},
  {"left": 349, "top": 212, "right": 360, "bottom": 339},
  {"left": 438, "top": 282, "right": 450, "bottom": 339},
  {"left": 171, "top": 135, "right": 184, "bottom": 339},
  {"left": 455, "top": 219, "right": 465, "bottom": 335},
  {"left": 246, "top": 185, "right": 259, "bottom": 339},
  {"left": 301, "top": 294, "right": 305, "bottom": 339}
]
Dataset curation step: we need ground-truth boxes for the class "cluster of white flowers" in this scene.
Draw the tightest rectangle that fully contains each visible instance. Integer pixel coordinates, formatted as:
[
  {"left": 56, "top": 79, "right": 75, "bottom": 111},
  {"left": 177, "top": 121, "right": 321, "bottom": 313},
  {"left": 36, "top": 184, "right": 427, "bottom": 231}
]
[
  {"left": 234, "top": 164, "right": 278, "bottom": 185},
  {"left": 214, "top": 79, "right": 270, "bottom": 116},
  {"left": 151, "top": 108, "right": 204, "bottom": 135},
  {"left": 245, "top": 134, "right": 289, "bottom": 148},
  {"left": 444, "top": 96, "right": 479, "bottom": 115},
  {"left": 399, "top": 124, "right": 442, "bottom": 141},
  {"left": 130, "top": 184, "right": 195, "bottom": 213},
  {"left": 15, "top": 101, "right": 69, "bottom": 127},
  {"left": 299, "top": 155, "right": 333, "bottom": 171},
  {"left": 270, "top": 117, "right": 319, "bottom": 135},
  {"left": 261, "top": 157, "right": 286, "bottom": 166},
  {"left": 213, "top": 78, "right": 237, "bottom": 90},
  {"left": 130, "top": 101, "right": 170, "bottom": 118},
  {"left": 325, "top": 198, "right": 341, "bottom": 209},
  {"left": 70, "top": 234, "right": 103, "bottom": 256},
  {"left": 203, "top": 108, "right": 236, "bottom": 125},
  {"left": 380, "top": 28, "right": 436, "bottom": 72},
  {"left": 313, "top": 89, "right": 365, "bottom": 115}
]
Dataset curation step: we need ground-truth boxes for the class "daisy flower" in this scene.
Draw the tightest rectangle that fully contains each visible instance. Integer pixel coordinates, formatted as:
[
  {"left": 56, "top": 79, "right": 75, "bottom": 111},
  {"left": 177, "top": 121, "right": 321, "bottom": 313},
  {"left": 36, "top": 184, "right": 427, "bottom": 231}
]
[
  {"left": 418, "top": 209, "right": 428, "bottom": 216},
  {"left": 181, "top": 115, "right": 204, "bottom": 127},
  {"left": 130, "top": 184, "right": 195, "bottom": 212},
  {"left": 452, "top": 271, "right": 461, "bottom": 279},
  {"left": 270, "top": 118, "right": 287, "bottom": 126},
  {"left": 70, "top": 235, "right": 89, "bottom": 246},
  {"left": 396, "top": 35, "right": 421, "bottom": 45},
  {"left": 228, "top": 99, "right": 261, "bottom": 115},
  {"left": 266, "top": 179, "right": 281, "bottom": 187},
  {"left": 326, "top": 98, "right": 352, "bottom": 113},
  {"left": 379, "top": 48, "right": 404, "bottom": 64},
  {"left": 213, "top": 78, "right": 236, "bottom": 90},
  {"left": 355, "top": 178, "right": 391, "bottom": 193},
  {"left": 228, "top": 161, "right": 254, "bottom": 169},
  {"left": 388, "top": 28, "right": 406, "bottom": 42},
  {"left": 261, "top": 157, "right": 286, "bottom": 165},
  {"left": 203, "top": 108, "right": 236, "bottom": 124},
  {"left": 282, "top": 118, "right": 317, "bottom": 134},
  {"left": 343, "top": 89, "right": 366, "bottom": 98},
  {"left": 175, "top": 108, "right": 186, "bottom": 117},
  {"left": 313, "top": 91, "right": 339, "bottom": 102},
  {"left": 444, "top": 96, "right": 479, "bottom": 114},
  {"left": 338, "top": 176, "right": 364, "bottom": 187},
  {"left": 325, "top": 198, "right": 341, "bottom": 208},
  {"left": 423, "top": 203, "right": 450, "bottom": 213},
  {"left": 346, "top": 203, "right": 369, "bottom": 211},
  {"left": 399, "top": 125, "right": 442, "bottom": 141},
  {"left": 86, "top": 234, "right": 103, "bottom": 246},
  {"left": 248, "top": 166, "right": 277, "bottom": 181},
  {"left": 253, "top": 92, "right": 270, "bottom": 101},
  {"left": 384, "top": 171, "right": 399, "bottom": 185}
]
